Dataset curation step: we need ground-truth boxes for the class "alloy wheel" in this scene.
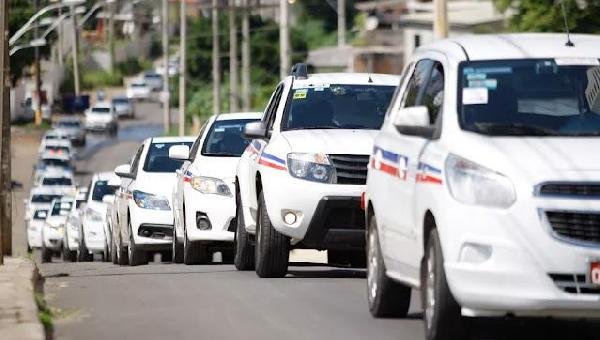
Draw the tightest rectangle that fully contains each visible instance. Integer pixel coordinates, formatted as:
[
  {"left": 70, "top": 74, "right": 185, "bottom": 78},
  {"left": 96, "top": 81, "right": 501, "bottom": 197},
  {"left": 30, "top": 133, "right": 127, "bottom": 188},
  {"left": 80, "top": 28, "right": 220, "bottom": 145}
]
[
  {"left": 425, "top": 243, "right": 436, "bottom": 331},
  {"left": 367, "top": 230, "right": 379, "bottom": 304}
]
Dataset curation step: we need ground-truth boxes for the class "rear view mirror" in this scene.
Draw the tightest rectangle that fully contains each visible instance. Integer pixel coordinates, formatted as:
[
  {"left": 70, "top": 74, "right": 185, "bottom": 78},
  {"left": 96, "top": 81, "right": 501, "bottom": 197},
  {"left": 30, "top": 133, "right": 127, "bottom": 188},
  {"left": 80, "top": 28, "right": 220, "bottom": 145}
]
[
  {"left": 394, "top": 106, "right": 435, "bottom": 139},
  {"left": 243, "top": 122, "right": 267, "bottom": 139},
  {"left": 114, "top": 164, "right": 134, "bottom": 179},
  {"left": 168, "top": 145, "right": 190, "bottom": 161}
]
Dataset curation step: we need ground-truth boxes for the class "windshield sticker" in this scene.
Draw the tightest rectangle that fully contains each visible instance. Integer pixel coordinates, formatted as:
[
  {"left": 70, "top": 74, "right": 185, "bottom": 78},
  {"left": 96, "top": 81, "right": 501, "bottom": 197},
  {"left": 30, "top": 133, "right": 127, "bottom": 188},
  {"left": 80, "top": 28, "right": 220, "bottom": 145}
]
[
  {"left": 464, "top": 67, "right": 512, "bottom": 75},
  {"left": 331, "top": 86, "right": 346, "bottom": 96},
  {"left": 468, "top": 79, "right": 497, "bottom": 90},
  {"left": 462, "top": 88, "right": 488, "bottom": 105},
  {"left": 466, "top": 73, "right": 486, "bottom": 81},
  {"left": 293, "top": 89, "right": 308, "bottom": 100},
  {"left": 154, "top": 144, "right": 165, "bottom": 149},
  {"left": 555, "top": 58, "right": 600, "bottom": 66}
]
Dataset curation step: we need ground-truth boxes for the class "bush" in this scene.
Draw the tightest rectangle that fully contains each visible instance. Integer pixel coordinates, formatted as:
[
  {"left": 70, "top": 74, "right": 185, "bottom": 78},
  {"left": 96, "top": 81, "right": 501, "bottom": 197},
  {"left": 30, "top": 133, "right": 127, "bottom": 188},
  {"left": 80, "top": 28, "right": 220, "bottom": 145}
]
[
  {"left": 116, "top": 58, "right": 143, "bottom": 76},
  {"left": 82, "top": 70, "right": 123, "bottom": 89}
]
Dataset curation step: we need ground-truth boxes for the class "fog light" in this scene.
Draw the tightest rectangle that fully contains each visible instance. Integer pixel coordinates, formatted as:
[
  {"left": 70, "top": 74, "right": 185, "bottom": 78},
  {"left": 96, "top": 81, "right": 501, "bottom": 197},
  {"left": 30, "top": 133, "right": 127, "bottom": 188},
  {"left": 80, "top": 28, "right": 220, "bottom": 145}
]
[
  {"left": 284, "top": 212, "right": 297, "bottom": 225},
  {"left": 459, "top": 243, "right": 492, "bottom": 264}
]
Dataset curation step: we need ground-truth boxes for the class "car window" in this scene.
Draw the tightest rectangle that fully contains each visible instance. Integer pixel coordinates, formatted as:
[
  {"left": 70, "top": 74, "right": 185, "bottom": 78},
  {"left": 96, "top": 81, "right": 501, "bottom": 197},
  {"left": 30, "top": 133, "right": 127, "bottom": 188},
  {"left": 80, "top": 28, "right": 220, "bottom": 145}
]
[
  {"left": 57, "top": 121, "right": 81, "bottom": 128},
  {"left": 91, "top": 180, "right": 119, "bottom": 201},
  {"left": 42, "top": 177, "right": 73, "bottom": 186},
  {"left": 31, "top": 194, "right": 62, "bottom": 203},
  {"left": 385, "top": 62, "right": 413, "bottom": 118},
  {"left": 91, "top": 107, "right": 111, "bottom": 114},
  {"left": 189, "top": 122, "right": 208, "bottom": 162},
  {"left": 267, "top": 85, "right": 284, "bottom": 131},
  {"left": 401, "top": 59, "right": 434, "bottom": 108},
  {"left": 33, "top": 210, "right": 48, "bottom": 220},
  {"left": 262, "top": 84, "right": 283, "bottom": 130},
  {"left": 201, "top": 119, "right": 260, "bottom": 157},
  {"left": 130, "top": 144, "right": 145, "bottom": 176},
  {"left": 51, "top": 201, "right": 72, "bottom": 216},
  {"left": 400, "top": 59, "right": 444, "bottom": 124},
  {"left": 143, "top": 142, "right": 194, "bottom": 173}
]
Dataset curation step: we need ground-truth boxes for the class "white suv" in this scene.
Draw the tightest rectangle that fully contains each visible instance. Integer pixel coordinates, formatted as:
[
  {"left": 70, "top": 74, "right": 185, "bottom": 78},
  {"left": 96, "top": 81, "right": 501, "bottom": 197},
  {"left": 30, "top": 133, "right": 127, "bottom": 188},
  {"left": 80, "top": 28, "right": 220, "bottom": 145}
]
[
  {"left": 235, "top": 64, "right": 399, "bottom": 277},
  {"left": 364, "top": 33, "right": 600, "bottom": 340},
  {"left": 113, "top": 137, "right": 194, "bottom": 265},
  {"left": 170, "top": 112, "right": 262, "bottom": 264}
]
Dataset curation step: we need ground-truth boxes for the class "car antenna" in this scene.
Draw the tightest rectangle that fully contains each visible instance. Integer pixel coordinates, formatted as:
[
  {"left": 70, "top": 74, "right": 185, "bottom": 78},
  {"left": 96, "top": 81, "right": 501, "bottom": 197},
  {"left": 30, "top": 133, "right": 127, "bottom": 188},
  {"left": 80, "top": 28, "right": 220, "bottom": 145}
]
[
  {"left": 559, "top": 0, "right": 574, "bottom": 47},
  {"left": 368, "top": 74, "right": 373, "bottom": 83}
]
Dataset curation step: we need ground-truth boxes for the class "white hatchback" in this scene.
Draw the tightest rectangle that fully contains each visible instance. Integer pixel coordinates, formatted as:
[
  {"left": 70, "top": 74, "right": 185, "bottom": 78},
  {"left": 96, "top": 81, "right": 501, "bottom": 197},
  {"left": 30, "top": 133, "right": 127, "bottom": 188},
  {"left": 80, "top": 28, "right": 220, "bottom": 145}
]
[
  {"left": 169, "top": 112, "right": 262, "bottom": 264},
  {"left": 364, "top": 33, "right": 600, "bottom": 340}
]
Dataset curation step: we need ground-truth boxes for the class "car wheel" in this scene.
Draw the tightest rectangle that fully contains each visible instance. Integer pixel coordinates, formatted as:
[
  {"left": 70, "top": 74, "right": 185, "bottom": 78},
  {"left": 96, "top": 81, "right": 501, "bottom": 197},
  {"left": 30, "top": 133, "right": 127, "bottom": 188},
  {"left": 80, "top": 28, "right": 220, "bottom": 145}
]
[
  {"left": 254, "top": 190, "right": 289, "bottom": 278},
  {"left": 77, "top": 234, "right": 93, "bottom": 262},
  {"left": 102, "top": 241, "right": 110, "bottom": 262},
  {"left": 62, "top": 240, "right": 75, "bottom": 262},
  {"left": 111, "top": 231, "right": 119, "bottom": 264},
  {"left": 183, "top": 224, "right": 208, "bottom": 265},
  {"left": 367, "top": 215, "right": 411, "bottom": 317},
  {"left": 128, "top": 221, "right": 148, "bottom": 266},
  {"left": 422, "top": 228, "right": 467, "bottom": 340},
  {"left": 41, "top": 243, "right": 52, "bottom": 263},
  {"left": 172, "top": 214, "right": 183, "bottom": 264},
  {"left": 234, "top": 191, "right": 254, "bottom": 270},
  {"left": 116, "top": 230, "right": 128, "bottom": 265}
]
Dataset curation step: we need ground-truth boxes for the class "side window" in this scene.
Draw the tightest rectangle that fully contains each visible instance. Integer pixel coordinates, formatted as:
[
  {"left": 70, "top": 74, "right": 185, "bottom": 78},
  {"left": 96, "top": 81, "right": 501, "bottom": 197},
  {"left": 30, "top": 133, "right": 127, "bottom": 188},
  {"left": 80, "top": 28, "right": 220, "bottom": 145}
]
[
  {"left": 421, "top": 63, "right": 445, "bottom": 124},
  {"left": 385, "top": 62, "right": 414, "bottom": 118},
  {"left": 130, "top": 145, "right": 144, "bottom": 177},
  {"left": 189, "top": 122, "right": 208, "bottom": 162},
  {"left": 266, "top": 86, "right": 284, "bottom": 131},
  {"left": 401, "top": 59, "right": 433, "bottom": 108},
  {"left": 261, "top": 85, "right": 282, "bottom": 129}
]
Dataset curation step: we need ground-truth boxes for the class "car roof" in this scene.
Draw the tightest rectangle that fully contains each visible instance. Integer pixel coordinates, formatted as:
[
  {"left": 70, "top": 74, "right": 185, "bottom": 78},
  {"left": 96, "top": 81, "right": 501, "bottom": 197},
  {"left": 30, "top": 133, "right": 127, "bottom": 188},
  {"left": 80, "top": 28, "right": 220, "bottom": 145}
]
[
  {"left": 215, "top": 112, "right": 263, "bottom": 121},
  {"left": 92, "top": 101, "right": 112, "bottom": 108},
  {"left": 419, "top": 33, "right": 600, "bottom": 62},
  {"left": 44, "top": 129, "right": 69, "bottom": 137},
  {"left": 43, "top": 139, "right": 72, "bottom": 147},
  {"left": 292, "top": 73, "right": 400, "bottom": 88},
  {"left": 150, "top": 136, "right": 196, "bottom": 144},
  {"left": 30, "top": 186, "right": 63, "bottom": 195}
]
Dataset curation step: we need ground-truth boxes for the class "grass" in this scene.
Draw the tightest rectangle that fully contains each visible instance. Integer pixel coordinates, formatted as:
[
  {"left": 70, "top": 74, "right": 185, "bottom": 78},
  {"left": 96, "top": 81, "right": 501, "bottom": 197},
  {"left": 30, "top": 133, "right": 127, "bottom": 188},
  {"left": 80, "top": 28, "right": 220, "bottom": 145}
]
[{"left": 34, "top": 292, "right": 53, "bottom": 333}]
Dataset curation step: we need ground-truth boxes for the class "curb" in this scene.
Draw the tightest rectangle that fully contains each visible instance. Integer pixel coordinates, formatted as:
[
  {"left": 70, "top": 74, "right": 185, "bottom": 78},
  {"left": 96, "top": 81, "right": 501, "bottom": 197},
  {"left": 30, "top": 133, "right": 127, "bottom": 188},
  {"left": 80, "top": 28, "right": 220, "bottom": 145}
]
[{"left": 0, "top": 257, "right": 46, "bottom": 340}]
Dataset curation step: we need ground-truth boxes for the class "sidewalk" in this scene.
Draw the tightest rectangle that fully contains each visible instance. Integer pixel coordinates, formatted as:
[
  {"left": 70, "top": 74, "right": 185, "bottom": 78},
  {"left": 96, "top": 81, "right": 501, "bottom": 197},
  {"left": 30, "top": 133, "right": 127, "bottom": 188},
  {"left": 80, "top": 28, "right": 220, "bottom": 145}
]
[{"left": 0, "top": 257, "right": 45, "bottom": 340}]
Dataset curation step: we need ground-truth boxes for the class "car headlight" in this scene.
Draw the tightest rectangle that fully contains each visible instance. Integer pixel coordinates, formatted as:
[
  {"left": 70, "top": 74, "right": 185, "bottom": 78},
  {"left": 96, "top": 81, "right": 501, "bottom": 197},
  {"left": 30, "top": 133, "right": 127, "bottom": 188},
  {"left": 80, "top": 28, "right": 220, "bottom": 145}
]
[
  {"left": 86, "top": 208, "right": 104, "bottom": 222},
  {"left": 190, "top": 177, "right": 232, "bottom": 196},
  {"left": 287, "top": 153, "right": 336, "bottom": 184},
  {"left": 132, "top": 190, "right": 170, "bottom": 210},
  {"left": 445, "top": 154, "right": 515, "bottom": 208}
]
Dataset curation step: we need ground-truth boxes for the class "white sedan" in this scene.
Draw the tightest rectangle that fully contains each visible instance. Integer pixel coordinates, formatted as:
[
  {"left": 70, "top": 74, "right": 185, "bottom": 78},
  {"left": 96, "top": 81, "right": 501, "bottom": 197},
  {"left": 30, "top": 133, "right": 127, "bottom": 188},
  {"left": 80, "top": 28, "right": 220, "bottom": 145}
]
[
  {"left": 85, "top": 103, "right": 118, "bottom": 133},
  {"left": 170, "top": 112, "right": 262, "bottom": 264},
  {"left": 126, "top": 81, "right": 151, "bottom": 101},
  {"left": 41, "top": 198, "right": 74, "bottom": 263}
]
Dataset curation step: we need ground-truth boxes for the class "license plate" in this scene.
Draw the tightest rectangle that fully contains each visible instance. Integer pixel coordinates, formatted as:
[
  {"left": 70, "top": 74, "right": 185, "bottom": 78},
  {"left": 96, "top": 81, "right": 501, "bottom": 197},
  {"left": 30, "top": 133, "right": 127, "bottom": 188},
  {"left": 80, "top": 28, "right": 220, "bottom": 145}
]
[{"left": 589, "top": 261, "right": 600, "bottom": 286}]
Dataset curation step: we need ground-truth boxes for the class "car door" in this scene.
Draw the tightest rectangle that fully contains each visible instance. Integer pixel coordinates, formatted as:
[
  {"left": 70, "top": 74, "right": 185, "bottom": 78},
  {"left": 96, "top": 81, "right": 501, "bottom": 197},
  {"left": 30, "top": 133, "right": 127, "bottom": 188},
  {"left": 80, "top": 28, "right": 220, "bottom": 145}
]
[
  {"left": 118, "top": 144, "right": 144, "bottom": 241},
  {"left": 381, "top": 56, "right": 446, "bottom": 278}
]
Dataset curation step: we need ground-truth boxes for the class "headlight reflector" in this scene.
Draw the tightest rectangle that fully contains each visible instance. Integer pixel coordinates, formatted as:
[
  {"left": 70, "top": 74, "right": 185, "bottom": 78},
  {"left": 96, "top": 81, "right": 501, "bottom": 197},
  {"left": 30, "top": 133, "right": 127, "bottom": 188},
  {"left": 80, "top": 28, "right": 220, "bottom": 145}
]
[
  {"left": 132, "top": 190, "right": 170, "bottom": 210},
  {"left": 190, "top": 177, "right": 232, "bottom": 196},
  {"left": 445, "top": 154, "right": 515, "bottom": 208},
  {"left": 287, "top": 153, "right": 336, "bottom": 183}
]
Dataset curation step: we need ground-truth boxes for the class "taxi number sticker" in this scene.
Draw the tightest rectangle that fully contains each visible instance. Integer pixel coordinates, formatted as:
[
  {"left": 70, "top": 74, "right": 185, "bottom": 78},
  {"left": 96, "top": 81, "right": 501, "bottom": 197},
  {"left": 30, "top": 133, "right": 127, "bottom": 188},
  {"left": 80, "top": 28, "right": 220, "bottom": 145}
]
[{"left": 293, "top": 89, "right": 308, "bottom": 100}]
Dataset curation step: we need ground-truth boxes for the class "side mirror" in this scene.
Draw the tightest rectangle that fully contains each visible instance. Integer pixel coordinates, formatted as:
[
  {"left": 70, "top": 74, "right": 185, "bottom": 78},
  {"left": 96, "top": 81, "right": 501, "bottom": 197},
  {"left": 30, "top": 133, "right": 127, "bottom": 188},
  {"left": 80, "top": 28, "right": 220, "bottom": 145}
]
[
  {"left": 243, "top": 122, "right": 267, "bottom": 139},
  {"left": 394, "top": 106, "right": 435, "bottom": 139},
  {"left": 102, "top": 194, "right": 116, "bottom": 204},
  {"left": 114, "top": 164, "right": 134, "bottom": 179},
  {"left": 168, "top": 145, "right": 190, "bottom": 160}
]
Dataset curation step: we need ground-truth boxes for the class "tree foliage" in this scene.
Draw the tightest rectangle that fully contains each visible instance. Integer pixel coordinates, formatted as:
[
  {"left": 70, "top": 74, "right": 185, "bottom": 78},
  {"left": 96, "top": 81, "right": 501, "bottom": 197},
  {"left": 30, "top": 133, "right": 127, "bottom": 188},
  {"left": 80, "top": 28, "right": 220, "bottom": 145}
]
[{"left": 494, "top": 0, "right": 600, "bottom": 33}]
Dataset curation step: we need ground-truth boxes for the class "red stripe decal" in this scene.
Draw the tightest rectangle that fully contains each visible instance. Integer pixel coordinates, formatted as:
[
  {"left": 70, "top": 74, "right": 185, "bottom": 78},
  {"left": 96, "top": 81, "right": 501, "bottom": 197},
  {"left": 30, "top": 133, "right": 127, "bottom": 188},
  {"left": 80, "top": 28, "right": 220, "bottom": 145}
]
[
  {"left": 259, "top": 159, "right": 286, "bottom": 171},
  {"left": 379, "top": 163, "right": 399, "bottom": 177},
  {"left": 416, "top": 174, "right": 443, "bottom": 185}
]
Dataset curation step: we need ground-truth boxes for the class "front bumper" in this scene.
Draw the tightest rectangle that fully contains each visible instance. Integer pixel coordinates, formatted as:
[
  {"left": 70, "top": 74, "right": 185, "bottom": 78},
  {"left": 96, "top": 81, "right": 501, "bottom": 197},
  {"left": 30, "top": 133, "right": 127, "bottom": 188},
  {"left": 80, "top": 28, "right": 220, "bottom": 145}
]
[
  {"left": 130, "top": 204, "right": 173, "bottom": 247},
  {"left": 83, "top": 220, "right": 106, "bottom": 251},
  {"left": 262, "top": 174, "right": 365, "bottom": 247},
  {"left": 85, "top": 121, "right": 114, "bottom": 131},
  {"left": 184, "top": 186, "right": 235, "bottom": 243},
  {"left": 43, "top": 225, "right": 64, "bottom": 250},
  {"left": 65, "top": 226, "right": 80, "bottom": 251}
]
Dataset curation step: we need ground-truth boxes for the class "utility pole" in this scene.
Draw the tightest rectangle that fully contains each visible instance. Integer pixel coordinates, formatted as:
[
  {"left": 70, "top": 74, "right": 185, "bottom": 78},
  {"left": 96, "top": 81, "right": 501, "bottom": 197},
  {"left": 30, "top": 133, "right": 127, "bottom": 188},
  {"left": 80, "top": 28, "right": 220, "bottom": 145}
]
[
  {"left": 433, "top": 0, "right": 448, "bottom": 39},
  {"left": 179, "top": 0, "right": 187, "bottom": 135},
  {"left": 70, "top": 5, "right": 81, "bottom": 96},
  {"left": 34, "top": 0, "right": 42, "bottom": 126},
  {"left": 337, "top": 0, "right": 346, "bottom": 46},
  {"left": 212, "top": 0, "right": 221, "bottom": 115},
  {"left": 279, "top": 0, "right": 290, "bottom": 80},
  {"left": 241, "top": 0, "right": 250, "bottom": 111},
  {"left": 108, "top": 0, "right": 116, "bottom": 72},
  {"left": 57, "top": 7, "right": 63, "bottom": 65},
  {"left": 162, "top": 0, "right": 170, "bottom": 134},
  {"left": 0, "top": 0, "right": 8, "bottom": 262},
  {"left": 229, "top": 0, "right": 238, "bottom": 112}
]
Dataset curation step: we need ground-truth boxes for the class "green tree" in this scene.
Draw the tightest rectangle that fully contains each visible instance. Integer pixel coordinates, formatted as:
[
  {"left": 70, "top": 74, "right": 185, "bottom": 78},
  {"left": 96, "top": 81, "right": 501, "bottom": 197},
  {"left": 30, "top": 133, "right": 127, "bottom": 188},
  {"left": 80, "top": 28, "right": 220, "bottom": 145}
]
[{"left": 494, "top": 0, "right": 600, "bottom": 33}]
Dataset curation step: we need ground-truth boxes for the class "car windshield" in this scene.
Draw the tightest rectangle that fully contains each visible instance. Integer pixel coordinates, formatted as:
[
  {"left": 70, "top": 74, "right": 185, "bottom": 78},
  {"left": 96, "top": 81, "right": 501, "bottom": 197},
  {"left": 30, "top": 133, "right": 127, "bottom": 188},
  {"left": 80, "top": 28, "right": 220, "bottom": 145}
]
[
  {"left": 42, "top": 177, "right": 73, "bottom": 186},
  {"left": 459, "top": 58, "right": 600, "bottom": 136},
  {"left": 57, "top": 121, "right": 80, "bottom": 128},
  {"left": 132, "top": 83, "right": 146, "bottom": 88},
  {"left": 33, "top": 210, "right": 48, "bottom": 220},
  {"left": 283, "top": 84, "right": 396, "bottom": 130},
  {"left": 41, "top": 158, "right": 70, "bottom": 168},
  {"left": 51, "top": 201, "right": 72, "bottom": 216},
  {"left": 143, "top": 141, "right": 193, "bottom": 172},
  {"left": 112, "top": 98, "right": 129, "bottom": 105},
  {"left": 91, "top": 180, "right": 119, "bottom": 201},
  {"left": 202, "top": 119, "right": 259, "bottom": 157},
  {"left": 31, "top": 194, "right": 62, "bottom": 203},
  {"left": 91, "top": 107, "right": 111, "bottom": 114},
  {"left": 145, "top": 74, "right": 161, "bottom": 79}
]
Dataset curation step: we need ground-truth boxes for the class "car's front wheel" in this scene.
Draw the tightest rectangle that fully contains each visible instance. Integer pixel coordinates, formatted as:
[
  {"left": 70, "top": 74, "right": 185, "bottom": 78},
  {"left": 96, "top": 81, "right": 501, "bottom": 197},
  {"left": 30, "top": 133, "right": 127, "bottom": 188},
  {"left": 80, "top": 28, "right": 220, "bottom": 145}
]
[
  {"left": 111, "top": 230, "right": 119, "bottom": 264},
  {"left": 41, "top": 243, "right": 52, "bottom": 263},
  {"left": 172, "top": 214, "right": 184, "bottom": 264},
  {"left": 77, "top": 234, "right": 93, "bottom": 262},
  {"left": 183, "top": 225, "right": 208, "bottom": 265},
  {"left": 255, "top": 191, "right": 289, "bottom": 278},
  {"left": 62, "top": 240, "right": 77, "bottom": 263},
  {"left": 234, "top": 191, "right": 254, "bottom": 271},
  {"left": 367, "top": 215, "right": 411, "bottom": 317},
  {"left": 128, "top": 221, "right": 148, "bottom": 266},
  {"left": 422, "top": 228, "right": 467, "bottom": 340}
]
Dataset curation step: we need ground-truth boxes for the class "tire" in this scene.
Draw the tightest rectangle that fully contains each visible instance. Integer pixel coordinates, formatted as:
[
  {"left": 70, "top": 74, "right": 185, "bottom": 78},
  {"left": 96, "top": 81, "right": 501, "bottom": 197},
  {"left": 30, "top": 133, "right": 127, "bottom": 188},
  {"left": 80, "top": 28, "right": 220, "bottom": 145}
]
[
  {"left": 116, "top": 230, "right": 128, "bottom": 265},
  {"left": 183, "top": 225, "right": 208, "bottom": 265},
  {"left": 62, "top": 242, "right": 77, "bottom": 263},
  {"left": 41, "top": 244, "right": 52, "bottom": 263},
  {"left": 77, "top": 234, "right": 93, "bottom": 262},
  {"left": 172, "top": 218, "right": 183, "bottom": 264},
  {"left": 102, "top": 241, "right": 111, "bottom": 262},
  {"left": 422, "top": 229, "right": 468, "bottom": 340},
  {"left": 128, "top": 221, "right": 148, "bottom": 266},
  {"left": 234, "top": 191, "right": 254, "bottom": 270},
  {"left": 255, "top": 191, "right": 289, "bottom": 278},
  {"left": 111, "top": 231, "right": 119, "bottom": 264},
  {"left": 367, "top": 215, "right": 411, "bottom": 318}
]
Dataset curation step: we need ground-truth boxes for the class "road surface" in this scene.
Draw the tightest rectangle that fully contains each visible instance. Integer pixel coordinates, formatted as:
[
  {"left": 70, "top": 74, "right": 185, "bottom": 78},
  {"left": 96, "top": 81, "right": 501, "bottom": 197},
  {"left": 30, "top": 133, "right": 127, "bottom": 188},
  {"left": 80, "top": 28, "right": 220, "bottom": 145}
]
[{"left": 15, "top": 100, "right": 600, "bottom": 340}]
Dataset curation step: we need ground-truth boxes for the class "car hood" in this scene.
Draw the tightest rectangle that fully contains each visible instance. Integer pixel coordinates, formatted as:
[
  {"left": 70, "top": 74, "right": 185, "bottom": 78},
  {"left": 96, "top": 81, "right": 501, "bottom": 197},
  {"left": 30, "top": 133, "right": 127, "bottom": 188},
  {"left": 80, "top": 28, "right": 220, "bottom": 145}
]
[
  {"left": 86, "top": 113, "right": 113, "bottom": 123},
  {"left": 192, "top": 157, "right": 240, "bottom": 181},
  {"left": 281, "top": 129, "right": 378, "bottom": 155},
  {"left": 134, "top": 172, "right": 177, "bottom": 202}
]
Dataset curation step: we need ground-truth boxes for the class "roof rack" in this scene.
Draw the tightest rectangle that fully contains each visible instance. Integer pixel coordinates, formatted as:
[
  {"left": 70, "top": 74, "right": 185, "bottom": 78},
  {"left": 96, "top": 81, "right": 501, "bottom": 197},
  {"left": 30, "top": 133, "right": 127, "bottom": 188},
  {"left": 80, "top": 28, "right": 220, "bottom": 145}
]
[{"left": 290, "top": 63, "right": 308, "bottom": 79}]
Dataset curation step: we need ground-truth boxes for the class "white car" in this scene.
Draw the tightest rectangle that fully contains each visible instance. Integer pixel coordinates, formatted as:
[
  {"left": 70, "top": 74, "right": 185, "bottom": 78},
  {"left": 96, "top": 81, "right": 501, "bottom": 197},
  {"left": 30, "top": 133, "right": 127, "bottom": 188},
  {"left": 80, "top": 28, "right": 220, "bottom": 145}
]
[
  {"left": 143, "top": 72, "right": 163, "bottom": 91},
  {"left": 85, "top": 103, "right": 118, "bottom": 133},
  {"left": 26, "top": 209, "right": 49, "bottom": 252},
  {"left": 235, "top": 65, "right": 398, "bottom": 277},
  {"left": 113, "top": 137, "right": 195, "bottom": 265},
  {"left": 33, "top": 153, "right": 74, "bottom": 186},
  {"left": 24, "top": 186, "right": 63, "bottom": 222},
  {"left": 52, "top": 117, "right": 86, "bottom": 146},
  {"left": 38, "top": 138, "right": 74, "bottom": 158},
  {"left": 106, "top": 189, "right": 120, "bottom": 264},
  {"left": 78, "top": 172, "right": 121, "bottom": 262},
  {"left": 41, "top": 197, "right": 74, "bottom": 263},
  {"left": 62, "top": 198, "right": 84, "bottom": 262},
  {"left": 111, "top": 96, "right": 135, "bottom": 118},
  {"left": 169, "top": 112, "right": 262, "bottom": 264},
  {"left": 40, "top": 130, "right": 70, "bottom": 152},
  {"left": 364, "top": 33, "right": 600, "bottom": 339},
  {"left": 126, "top": 81, "right": 151, "bottom": 101},
  {"left": 37, "top": 169, "right": 76, "bottom": 195}
]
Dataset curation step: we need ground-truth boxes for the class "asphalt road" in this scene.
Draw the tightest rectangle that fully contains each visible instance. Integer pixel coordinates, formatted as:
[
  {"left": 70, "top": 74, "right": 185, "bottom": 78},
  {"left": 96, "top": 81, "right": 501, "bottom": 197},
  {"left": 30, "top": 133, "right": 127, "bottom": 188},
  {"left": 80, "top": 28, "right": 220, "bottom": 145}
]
[{"left": 23, "top": 100, "right": 600, "bottom": 340}]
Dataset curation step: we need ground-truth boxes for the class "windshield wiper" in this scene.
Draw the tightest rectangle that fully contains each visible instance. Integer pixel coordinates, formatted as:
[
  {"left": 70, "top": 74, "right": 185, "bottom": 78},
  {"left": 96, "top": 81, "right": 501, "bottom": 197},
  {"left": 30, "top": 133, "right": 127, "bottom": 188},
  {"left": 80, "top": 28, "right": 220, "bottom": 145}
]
[
  {"left": 288, "top": 125, "right": 339, "bottom": 130},
  {"left": 473, "top": 123, "right": 557, "bottom": 136}
]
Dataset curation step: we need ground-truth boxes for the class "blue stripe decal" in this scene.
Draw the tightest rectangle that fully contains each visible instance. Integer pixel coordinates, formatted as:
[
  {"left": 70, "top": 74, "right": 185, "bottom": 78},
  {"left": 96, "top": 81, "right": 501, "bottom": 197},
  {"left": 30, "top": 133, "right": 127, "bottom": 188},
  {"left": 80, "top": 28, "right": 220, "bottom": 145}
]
[
  {"left": 261, "top": 153, "right": 286, "bottom": 165},
  {"left": 418, "top": 162, "right": 441, "bottom": 174},
  {"left": 373, "top": 146, "right": 400, "bottom": 163}
]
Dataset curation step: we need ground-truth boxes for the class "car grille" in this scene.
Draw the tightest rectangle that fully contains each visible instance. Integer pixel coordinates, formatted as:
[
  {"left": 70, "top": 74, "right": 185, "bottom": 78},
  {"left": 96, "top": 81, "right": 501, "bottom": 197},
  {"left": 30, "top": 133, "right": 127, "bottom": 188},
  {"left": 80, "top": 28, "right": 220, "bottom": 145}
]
[
  {"left": 538, "top": 183, "right": 600, "bottom": 198},
  {"left": 328, "top": 154, "right": 370, "bottom": 185},
  {"left": 545, "top": 211, "right": 600, "bottom": 245},
  {"left": 549, "top": 273, "right": 600, "bottom": 294}
]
